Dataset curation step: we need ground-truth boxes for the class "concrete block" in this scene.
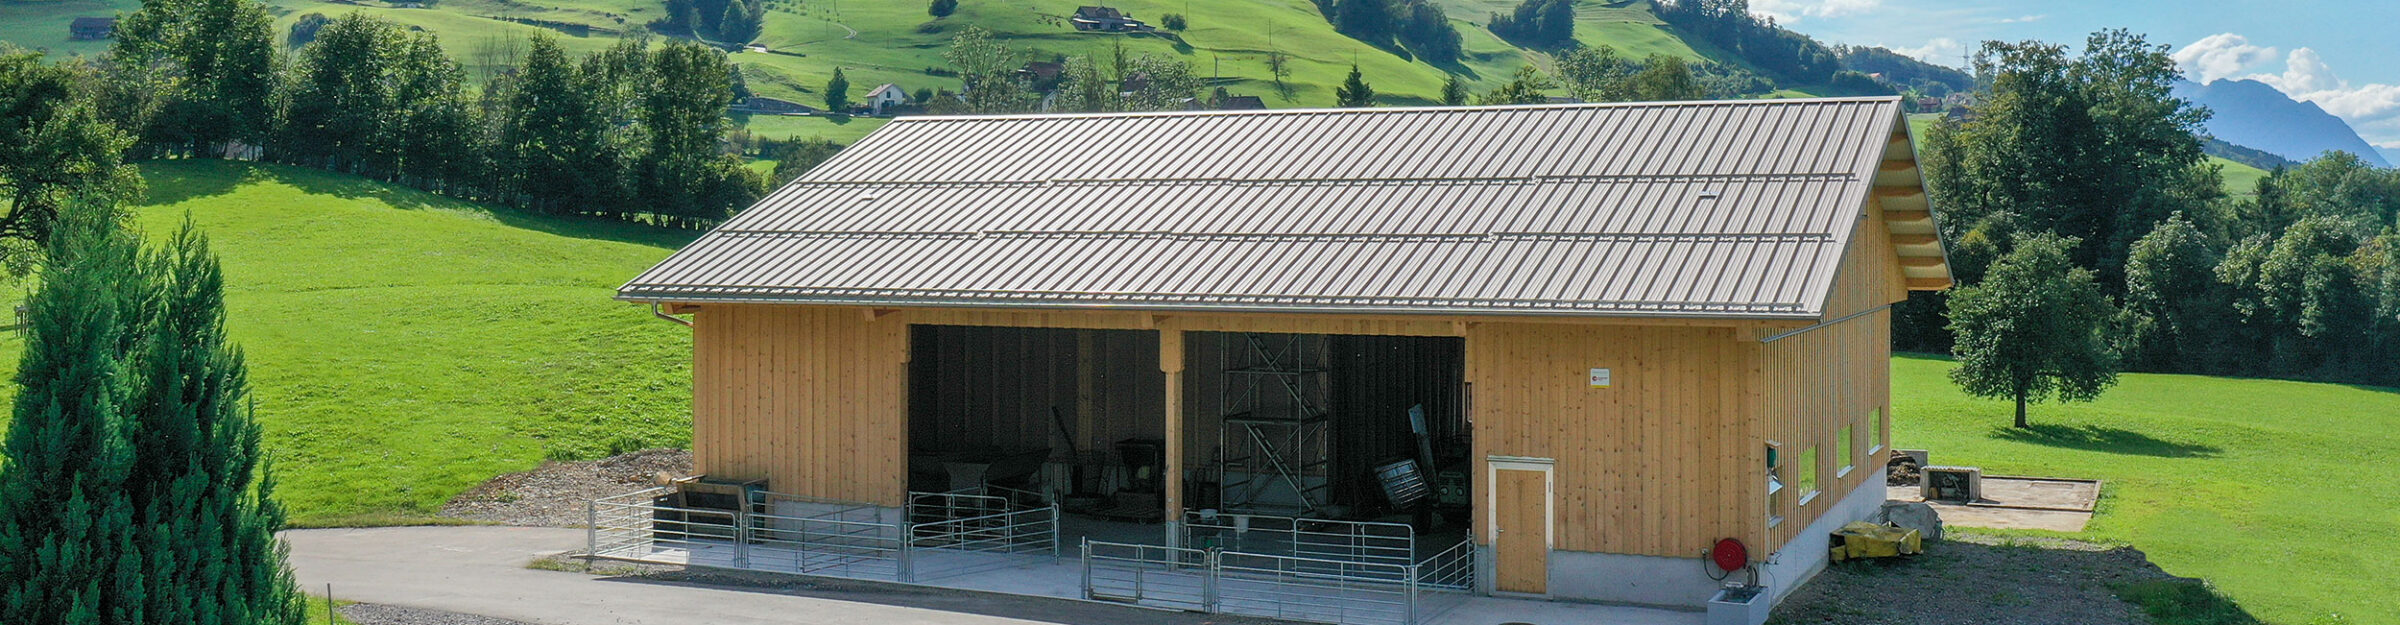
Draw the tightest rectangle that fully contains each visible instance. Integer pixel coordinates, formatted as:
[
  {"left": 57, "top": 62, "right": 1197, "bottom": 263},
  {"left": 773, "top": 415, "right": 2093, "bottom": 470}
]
[{"left": 1878, "top": 501, "right": 1943, "bottom": 542}]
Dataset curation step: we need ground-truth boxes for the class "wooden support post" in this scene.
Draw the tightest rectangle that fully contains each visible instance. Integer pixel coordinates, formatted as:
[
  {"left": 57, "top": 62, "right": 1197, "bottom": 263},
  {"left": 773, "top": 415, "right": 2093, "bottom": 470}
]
[
  {"left": 1159, "top": 330, "right": 1186, "bottom": 548},
  {"left": 1076, "top": 330, "right": 1099, "bottom": 458}
]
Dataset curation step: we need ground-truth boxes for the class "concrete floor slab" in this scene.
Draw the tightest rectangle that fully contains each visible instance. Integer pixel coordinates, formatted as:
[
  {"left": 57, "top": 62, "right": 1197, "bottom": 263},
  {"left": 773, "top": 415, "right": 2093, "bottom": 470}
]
[
  {"left": 1886, "top": 476, "right": 2100, "bottom": 532},
  {"left": 288, "top": 526, "right": 1700, "bottom": 625}
]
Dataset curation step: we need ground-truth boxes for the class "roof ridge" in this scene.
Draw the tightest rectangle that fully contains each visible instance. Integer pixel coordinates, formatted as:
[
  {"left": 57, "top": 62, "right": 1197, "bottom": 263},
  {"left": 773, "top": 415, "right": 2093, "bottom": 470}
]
[
  {"left": 887, "top": 96, "right": 1904, "bottom": 124},
  {"left": 791, "top": 172, "right": 1862, "bottom": 186}
]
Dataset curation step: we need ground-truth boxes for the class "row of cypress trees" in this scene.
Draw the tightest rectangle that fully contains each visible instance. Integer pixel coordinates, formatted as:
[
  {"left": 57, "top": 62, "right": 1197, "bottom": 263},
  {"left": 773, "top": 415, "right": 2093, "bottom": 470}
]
[{"left": 0, "top": 213, "right": 301, "bottom": 625}]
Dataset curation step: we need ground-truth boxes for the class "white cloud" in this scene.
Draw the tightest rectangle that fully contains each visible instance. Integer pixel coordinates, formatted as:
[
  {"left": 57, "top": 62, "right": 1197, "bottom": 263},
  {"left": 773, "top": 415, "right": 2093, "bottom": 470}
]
[
  {"left": 1892, "top": 38, "right": 1966, "bottom": 65},
  {"left": 1995, "top": 14, "right": 2046, "bottom": 24},
  {"left": 1747, "top": 0, "right": 1882, "bottom": 23},
  {"left": 2173, "top": 33, "right": 2279, "bottom": 84}
]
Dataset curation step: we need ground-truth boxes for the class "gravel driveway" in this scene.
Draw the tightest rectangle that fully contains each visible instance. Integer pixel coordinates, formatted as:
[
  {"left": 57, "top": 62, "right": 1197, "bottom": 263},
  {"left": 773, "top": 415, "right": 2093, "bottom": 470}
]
[{"left": 1771, "top": 532, "right": 2182, "bottom": 625}]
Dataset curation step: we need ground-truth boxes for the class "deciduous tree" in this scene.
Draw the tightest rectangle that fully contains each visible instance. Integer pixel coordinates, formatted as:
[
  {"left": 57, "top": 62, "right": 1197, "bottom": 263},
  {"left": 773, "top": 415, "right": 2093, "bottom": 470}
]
[
  {"left": 1947, "top": 232, "right": 2120, "bottom": 428},
  {"left": 2115, "top": 213, "right": 2228, "bottom": 371},
  {"left": 0, "top": 48, "right": 140, "bottom": 257},
  {"left": 1474, "top": 65, "right": 1552, "bottom": 105}
]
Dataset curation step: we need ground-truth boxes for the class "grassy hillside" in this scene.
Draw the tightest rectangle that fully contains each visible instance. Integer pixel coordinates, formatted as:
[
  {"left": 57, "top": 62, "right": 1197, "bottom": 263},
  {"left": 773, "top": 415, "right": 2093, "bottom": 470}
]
[
  {"left": 2214, "top": 155, "right": 2270, "bottom": 197},
  {"left": 0, "top": 160, "right": 696, "bottom": 526},
  {"left": 1895, "top": 354, "right": 2394, "bottom": 624},
  {"left": 1, "top": 0, "right": 1749, "bottom": 110}
]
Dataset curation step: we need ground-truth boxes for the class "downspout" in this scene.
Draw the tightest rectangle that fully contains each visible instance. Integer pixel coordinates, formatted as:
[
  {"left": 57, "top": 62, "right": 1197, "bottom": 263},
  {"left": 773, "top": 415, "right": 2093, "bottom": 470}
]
[
  {"left": 1756, "top": 304, "right": 1892, "bottom": 344},
  {"left": 650, "top": 302, "right": 693, "bottom": 327}
]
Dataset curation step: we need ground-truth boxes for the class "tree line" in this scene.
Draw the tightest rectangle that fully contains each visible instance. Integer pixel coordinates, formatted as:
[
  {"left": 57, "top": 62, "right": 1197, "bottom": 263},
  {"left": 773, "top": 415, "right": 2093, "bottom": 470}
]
[
  {"left": 1652, "top": 0, "right": 1843, "bottom": 87},
  {"left": 1311, "top": 0, "right": 1465, "bottom": 65},
  {"left": 88, "top": 0, "right": 763, "bottom": 229},
  {"left": 1911, "top": 30, "right": 2400, "bottom": 424}
]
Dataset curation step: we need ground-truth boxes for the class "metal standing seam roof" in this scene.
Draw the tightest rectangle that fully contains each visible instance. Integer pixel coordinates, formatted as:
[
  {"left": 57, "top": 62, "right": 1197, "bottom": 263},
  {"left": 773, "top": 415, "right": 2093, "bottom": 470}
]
[{"left": 621, "top": 97, "right": 1921, "bottom": 319}]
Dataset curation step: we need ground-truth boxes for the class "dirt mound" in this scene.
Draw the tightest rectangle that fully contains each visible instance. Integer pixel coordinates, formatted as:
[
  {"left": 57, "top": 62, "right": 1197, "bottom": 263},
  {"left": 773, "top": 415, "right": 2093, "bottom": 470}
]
[
  {"left": 1887, "top": 454, "right": 1922, "bottom": 486},
  {"left": 441, "top": 448, "right": 692, "bottom": 527}
]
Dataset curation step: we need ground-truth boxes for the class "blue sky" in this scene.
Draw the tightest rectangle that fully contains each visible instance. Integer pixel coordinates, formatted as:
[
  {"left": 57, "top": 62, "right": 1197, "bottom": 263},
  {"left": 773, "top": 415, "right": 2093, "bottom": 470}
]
[{"left": 1754, "top": 0, "right": 2400, "bottom": 152}]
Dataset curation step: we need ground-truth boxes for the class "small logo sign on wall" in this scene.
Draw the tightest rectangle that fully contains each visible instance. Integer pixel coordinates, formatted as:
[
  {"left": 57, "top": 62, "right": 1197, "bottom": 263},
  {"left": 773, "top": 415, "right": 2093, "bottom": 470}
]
[{"left": 1589, "top": 368, "right": 1612, "bottom": 388}]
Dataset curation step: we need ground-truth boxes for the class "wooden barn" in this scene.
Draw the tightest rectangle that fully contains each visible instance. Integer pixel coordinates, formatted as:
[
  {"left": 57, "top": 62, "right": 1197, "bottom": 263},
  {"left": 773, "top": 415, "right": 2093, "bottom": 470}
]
[{"left": 618, "top": 97, "right": 1950, "bottom": 611}]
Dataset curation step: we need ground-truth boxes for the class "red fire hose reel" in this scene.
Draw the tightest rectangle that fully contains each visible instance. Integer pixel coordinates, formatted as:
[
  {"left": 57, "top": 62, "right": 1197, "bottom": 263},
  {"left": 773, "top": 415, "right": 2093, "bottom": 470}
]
[
  {"left": 1710, "top": 537, "right": 1748, "bottom": 572},
  {"left": 1705, "top": 537, "right": 1761, "bottom": 587}
]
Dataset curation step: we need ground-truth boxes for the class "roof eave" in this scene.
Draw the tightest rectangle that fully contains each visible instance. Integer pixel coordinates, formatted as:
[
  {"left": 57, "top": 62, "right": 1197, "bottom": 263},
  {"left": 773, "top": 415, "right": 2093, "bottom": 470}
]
[{"left": 612, "top": 291, "right": 1827, "bottom": 322}]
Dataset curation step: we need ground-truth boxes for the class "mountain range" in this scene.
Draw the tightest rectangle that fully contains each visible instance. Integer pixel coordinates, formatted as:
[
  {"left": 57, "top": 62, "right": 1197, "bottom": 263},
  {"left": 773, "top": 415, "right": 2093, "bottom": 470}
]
[{"left": 2173, "top": 78, "right": 2391, "bottom": 168}]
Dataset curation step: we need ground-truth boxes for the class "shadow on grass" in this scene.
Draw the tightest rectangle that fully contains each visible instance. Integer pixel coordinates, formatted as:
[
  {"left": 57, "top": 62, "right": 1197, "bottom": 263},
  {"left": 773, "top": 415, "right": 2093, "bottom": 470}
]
[
  {"left": 144, "top": 160, "right": 700, "bottom": 251},
  {"left": 2111, "top": 579, "right": 2263, "bottom": 625},
  {"left": 136, "top": 159, "right": 251, "bottom": 206},
  {"left": 1991, "top": 424, "right": 2222, "bottom": 458}
]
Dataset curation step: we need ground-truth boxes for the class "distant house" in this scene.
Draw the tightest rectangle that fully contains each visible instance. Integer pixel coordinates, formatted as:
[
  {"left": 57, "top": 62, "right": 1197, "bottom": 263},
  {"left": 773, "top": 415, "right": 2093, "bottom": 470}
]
[
  {"left": 1215, "top": 95, "right": 1265, "bottom": 110},
  {"left": 1018, "top": 61, "right": 1064, "bottom": 82},
  {"left": 731, "top": 96, "right": 815, "bottom": 116},
  {"left": 68, "top": 17, "right": 115, "bottom": 41},
  {"left": 1071, "top": 6, "right": 1151, "bottom": 32},
  {"left": 1912, "top": 97, "right": 1944, "bottom": 113},
  {"left": 865, "top": 84, "right": 909, "bottom": 116}
]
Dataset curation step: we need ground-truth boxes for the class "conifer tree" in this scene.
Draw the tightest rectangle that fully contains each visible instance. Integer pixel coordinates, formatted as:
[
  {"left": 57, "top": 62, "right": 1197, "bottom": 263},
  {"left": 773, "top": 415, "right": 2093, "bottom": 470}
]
[
  {"left": 0, "top": 212, "right": 150, "bottom": 625},
  {"left": 0, "top": 214, "right": 303, "bottom": 625},
  {"left": 825, "top": 67, "right": 851, "bottom": 112},
  {"left": 127, "top": 221, "right": 303, "bottom": 625},
  {"left": 1335, "top": 64, "right": 1375, "bottom": 107},
  {"left": 1439, "top": 74, "right": 1468, "bottom": 106}
]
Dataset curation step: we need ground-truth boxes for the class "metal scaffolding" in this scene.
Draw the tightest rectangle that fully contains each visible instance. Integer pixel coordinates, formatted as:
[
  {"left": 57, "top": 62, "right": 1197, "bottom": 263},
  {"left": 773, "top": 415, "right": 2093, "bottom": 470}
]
[{"left": 1217, "top": 333, "right": 1332, "bottom": 515}]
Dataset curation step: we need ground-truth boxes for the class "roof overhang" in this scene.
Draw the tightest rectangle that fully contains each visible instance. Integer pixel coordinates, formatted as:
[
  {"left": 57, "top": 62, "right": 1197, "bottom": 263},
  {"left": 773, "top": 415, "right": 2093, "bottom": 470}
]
[{"left": 1869, "top": 109, "right": 1954, "bottom": 291}]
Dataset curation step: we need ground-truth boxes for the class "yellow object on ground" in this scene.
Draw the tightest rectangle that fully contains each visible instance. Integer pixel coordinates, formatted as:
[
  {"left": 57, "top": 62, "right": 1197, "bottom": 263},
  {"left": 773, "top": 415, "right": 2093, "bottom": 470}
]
[{"left": 1829, "top": 521, "right": 1924, "bottom": 562}]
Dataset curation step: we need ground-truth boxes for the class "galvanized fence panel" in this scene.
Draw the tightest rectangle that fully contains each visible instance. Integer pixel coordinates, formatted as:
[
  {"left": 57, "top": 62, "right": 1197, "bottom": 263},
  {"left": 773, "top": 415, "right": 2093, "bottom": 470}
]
[
  {"left": 906, "top": 504, "right": 1061, "bottom": 581},
  {"left": 590, "top": 487, "right": 1063, "bottom": 585},
  {"left": 1415, "top": 538, "right": 1476, "bottom": 591},
  {"left": 1213, "top": 551, "right": 1418, "bottom": 625},
  {"left": 1183, "top": 512, "right": 1416, "bottom": 572},
  {"left": 1082, "top": 540, "right": 1218, "bottom": 613},
  {"left": 746, "top": 508, "right": 908, "bottom": 580}
]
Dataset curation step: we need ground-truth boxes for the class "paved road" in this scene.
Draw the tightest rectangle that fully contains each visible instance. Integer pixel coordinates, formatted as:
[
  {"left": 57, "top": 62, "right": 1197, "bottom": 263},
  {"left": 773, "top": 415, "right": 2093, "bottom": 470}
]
[{"left": 285, "top": 526, "right": 1239, "bottom": 625}]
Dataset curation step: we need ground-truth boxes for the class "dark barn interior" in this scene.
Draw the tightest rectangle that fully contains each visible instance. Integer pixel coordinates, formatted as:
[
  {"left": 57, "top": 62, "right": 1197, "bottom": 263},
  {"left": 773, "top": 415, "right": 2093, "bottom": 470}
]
[{"left": 906, "top": 326, "right": 1470, "bottom": 538}]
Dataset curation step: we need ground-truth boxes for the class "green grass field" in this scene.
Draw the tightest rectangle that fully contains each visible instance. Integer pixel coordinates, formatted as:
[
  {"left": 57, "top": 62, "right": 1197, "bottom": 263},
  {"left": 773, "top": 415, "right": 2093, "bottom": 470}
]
[
  {"left": 0, "top": 160, "right": 697, "bottom": 527},
  {"left": 737, "top": 113, "right": 887, "bottom": 144},
  {"left": 0, "top": 0, "right": 128, "bottom": 58},
  {"left": 1894, "top": 354, "right": 2395, "bottom": 624},
  {"left": 2213, "top": 156, "right": 2270, "bottom": 197}
]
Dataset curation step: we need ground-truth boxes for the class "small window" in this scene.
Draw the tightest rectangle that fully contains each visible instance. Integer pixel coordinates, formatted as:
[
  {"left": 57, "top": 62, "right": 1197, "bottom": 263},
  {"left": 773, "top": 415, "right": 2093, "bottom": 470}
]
[
  {"left": 1796, "top": 446, "right": 1820, "bottom": 506},
  {"left": 1874, "top": 406, "right": 1890, "bottom": 453},
  {"left": 1765, "top": 442, "right": 1785, "bottom": 526},
  {"left": 1837, "top": 426, "right": 1856, "bottom": 478}
]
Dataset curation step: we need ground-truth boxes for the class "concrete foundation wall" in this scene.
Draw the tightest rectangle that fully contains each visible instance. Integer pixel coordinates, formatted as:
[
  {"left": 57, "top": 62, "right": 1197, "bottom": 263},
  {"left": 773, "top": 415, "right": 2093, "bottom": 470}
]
[
  {"left": 1510, "top": 484, "right": 1886, "bottom": 610},
  {"left": 1757, "top": 478, "right": 1885, "bottom": 605}
]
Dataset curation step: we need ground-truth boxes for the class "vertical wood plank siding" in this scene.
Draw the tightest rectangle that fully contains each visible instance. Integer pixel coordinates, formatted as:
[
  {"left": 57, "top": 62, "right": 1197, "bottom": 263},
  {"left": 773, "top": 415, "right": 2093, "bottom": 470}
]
[
  {"left": 692, "top": 305, "right": 908, "bottom": 505},
  {"left": 1465, "top": 323, "right": 1759, "bottom": 557},
  {"left": 1757, "top": 210, "right": 1907, "bottom": 551}
]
